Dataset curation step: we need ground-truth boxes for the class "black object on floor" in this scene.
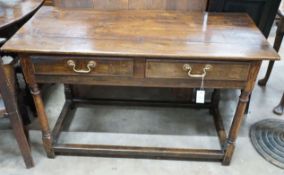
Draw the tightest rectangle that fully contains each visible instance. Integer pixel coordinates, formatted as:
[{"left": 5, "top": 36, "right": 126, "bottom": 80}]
[{"left": 250, "top": 119, "right": 284, "bottom": 169}]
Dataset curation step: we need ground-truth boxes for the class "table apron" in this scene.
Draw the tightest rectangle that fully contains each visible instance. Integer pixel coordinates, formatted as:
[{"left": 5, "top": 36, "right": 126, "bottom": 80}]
[{"left": 34, "top": 75, "right": 247, "bottom": 89}]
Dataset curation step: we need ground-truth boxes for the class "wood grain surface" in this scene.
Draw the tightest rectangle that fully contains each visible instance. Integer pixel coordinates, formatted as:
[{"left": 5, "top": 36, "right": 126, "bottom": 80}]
[
  {"left": 1, "top": 6, "right": 279, "bottom": 61},
  {"left": 53, "top": 0, "right": 207, "bottom": 11}
]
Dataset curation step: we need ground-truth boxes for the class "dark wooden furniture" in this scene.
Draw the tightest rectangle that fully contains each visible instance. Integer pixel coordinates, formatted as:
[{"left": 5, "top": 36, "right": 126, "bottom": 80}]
[
  {"left": 0, "top": 0, "right": 44, "bottom": 39},
  {"left": 0, "top": 39, "right": 9, "bottom": 117},
  {"left": 0, "top": 0, "right": 44, "bottom": 168},
  {"left": 207, "top": 0, "right": 281, "bottom": 38},
  {"left": 0, "top": 40, "right": 8, "bottom": 118},
  {"left": 44, "top": 0, "right": 53, "bottom": 6},
  {"left": 255, "top": 1, "right": 284, "bottom": 116},
  {"left": 50, "top": 0, "right": 209, "bottom": 105},
  {"left": 49, "top": 0, "right": 282, "bottom": 114},
  {"left": 0, "top": 96, "right": 6, "bottom": 116},
  {"left": 53, "top": 0, "right": 207, "bottom": 10},
  {"left": 206, "top": 0, "right": 282, "bottom": 114},
  {"left": 258, "top": 1, "right": 284, "bottom": 86},
  {"left": 0, "top": 53, "right": 34, "bottom": 168},
  {"left": 0, "top": 0, "right": 43, "bottom": 126},
  {"left": 1, "top": 5, "right": 280, "bottom": 165},
  {"left": 274, "top": 93, "right": 284, "bottom": 115}
]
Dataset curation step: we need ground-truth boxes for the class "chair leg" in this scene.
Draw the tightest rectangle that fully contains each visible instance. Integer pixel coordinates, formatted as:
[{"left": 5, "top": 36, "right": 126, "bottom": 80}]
[
  {"left": 0, "top": 56, "right": 34, "bottom": 168},
  {"left": 258, "top": 19, "right": 284, "bottom": 86},
  {"left": 8, "top": 111, "right": 34, "bottom": 168},
  {"left": 273, "top": 93, "right": 284, "bottom": 115},
  {"left": 24, "top": 125, "right": 31, "bottom": 145},
  {"left": 258, "top": 61, "right": 275, "bottom": 86}
]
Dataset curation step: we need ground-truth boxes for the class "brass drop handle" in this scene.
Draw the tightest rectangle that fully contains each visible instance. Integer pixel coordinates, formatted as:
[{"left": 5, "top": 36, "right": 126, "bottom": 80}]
[
  {"left": 67, "top": 60, "right": 96, "bottom": 74},
  {"left": 183, "top": 64, "right": 212, "bottom": 78}
]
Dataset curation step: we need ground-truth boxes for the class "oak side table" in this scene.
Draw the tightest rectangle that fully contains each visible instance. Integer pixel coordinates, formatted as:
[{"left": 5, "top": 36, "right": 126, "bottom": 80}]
[{"left": 1, "top": 7, "right": 280, "bottom": 165}]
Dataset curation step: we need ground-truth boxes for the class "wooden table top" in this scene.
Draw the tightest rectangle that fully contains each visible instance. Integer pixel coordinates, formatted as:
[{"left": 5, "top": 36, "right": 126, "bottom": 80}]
[
  {"left": 0, "top": 0, "right": 43, "bottom": 29},
  {"left": 1, "top": 6, "right": 280, "bottom": 61}
]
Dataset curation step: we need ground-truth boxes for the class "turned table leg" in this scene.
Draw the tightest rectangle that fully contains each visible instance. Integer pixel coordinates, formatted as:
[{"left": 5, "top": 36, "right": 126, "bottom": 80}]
[
  {"left": 20, "top": 56, "right": 55, "bottom": 158},
  {"left": 222, "top": 91, "right": 250, "bottom": 165},
  {"left": 223, "top": 62, "right": 261, "bottom": 165},
  {"left": 273, "top": 92, "right": 284, "bottom": 115}
]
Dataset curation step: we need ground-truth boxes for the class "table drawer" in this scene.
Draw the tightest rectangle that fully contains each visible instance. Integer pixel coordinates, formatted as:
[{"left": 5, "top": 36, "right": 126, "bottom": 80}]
[
  {"left": 32, "top": 56, "right": 134, "bottom": 77},
  {"left": 146, "top": 60, "right": 250, "bottom": 81}
]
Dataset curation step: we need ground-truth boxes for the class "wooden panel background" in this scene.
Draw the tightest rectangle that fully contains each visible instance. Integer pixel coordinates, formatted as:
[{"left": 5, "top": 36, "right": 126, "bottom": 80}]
[
  {"left": 207, "top": 0, "right": 281, "bottom": 38},
  {"left": 51, "top": 0, "right": 207, "bottom": 11},
  {"left": 44, "top": 0, "right": 54, "bottom": 5}
]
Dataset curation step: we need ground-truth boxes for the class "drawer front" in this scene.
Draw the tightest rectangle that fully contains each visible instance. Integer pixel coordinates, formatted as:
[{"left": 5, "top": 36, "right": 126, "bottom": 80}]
[
  {"left": 32, "top": 56, "right": 134, "bottom": 77},
  {"left": 146, "top": 60, "right": 250, "bottom": 81}
]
